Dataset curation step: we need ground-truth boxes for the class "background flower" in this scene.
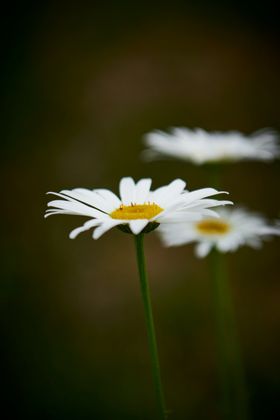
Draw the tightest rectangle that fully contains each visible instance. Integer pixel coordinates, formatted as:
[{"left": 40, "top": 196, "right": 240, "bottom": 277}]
[
  {"left": 159, "top": 207, "right": 280, "bottom": 257},
  {"left": 143, "top": 128, "right": 279, "bottom": 164}
]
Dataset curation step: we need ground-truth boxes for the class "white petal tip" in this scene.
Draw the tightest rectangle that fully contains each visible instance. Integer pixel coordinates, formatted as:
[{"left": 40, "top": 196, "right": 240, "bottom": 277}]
[
  {"left": 44, "top": 213, "right": 54, "bottom": 218},
  {"left": 92, "top": 229, "right": 103, "bottom": 240},
  {"left": 218, "top": 200, "right": 234, "bottom": 206}
]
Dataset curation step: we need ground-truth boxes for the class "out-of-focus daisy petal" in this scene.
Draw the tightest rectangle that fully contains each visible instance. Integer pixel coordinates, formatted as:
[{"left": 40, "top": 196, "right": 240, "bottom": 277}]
[
  {"left": 158, "top": 206, "right": 280, "bottom": 256},
  {"left": 195, "top": 242, "right": 212, "bottom": 258},
  {"left": 143, "top": 127, "right": 280, "bottom": 164}
]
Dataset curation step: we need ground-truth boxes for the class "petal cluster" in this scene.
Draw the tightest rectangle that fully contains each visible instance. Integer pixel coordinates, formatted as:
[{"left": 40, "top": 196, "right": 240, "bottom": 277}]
[
  {"left": 143, "top": 128, "right": 279, "bottom": 164},
  {"left": 45, "top": 177, "right": 232, "bottom": 239},
  {"left": 159, "top": 207, "right": 280, "bottom": 257}
]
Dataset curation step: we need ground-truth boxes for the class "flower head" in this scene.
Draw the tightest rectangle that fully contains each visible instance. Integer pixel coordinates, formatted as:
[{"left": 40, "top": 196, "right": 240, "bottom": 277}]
[
  {"left": 45, "top": 177, "right": 232, "bottom": 239},
  {"left": 143, "top": 128, "right": 279, "bottom": 164},
  {"left": 159, "top": 207, "right": 280, "bottom": 257}
]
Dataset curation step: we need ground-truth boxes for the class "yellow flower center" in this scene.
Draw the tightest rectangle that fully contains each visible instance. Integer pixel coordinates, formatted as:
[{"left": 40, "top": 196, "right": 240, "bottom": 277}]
[
  {"left": 196, "top": 219, "right": 230, "bottom": 235},
  {"left": 110, "top": 203, "right": 163, "bottom": 220}
]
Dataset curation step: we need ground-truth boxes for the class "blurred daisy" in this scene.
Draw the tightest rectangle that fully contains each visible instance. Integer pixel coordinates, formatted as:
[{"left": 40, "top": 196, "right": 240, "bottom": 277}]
[
  {"left": 159, "top": 207, "right": 280, "bottom": 257},
  {"left": 143, "top": 127, "right": 279, "bottom": 164},
  {"left": 45, "top": 177, "right": 231, "bottom": 239}
]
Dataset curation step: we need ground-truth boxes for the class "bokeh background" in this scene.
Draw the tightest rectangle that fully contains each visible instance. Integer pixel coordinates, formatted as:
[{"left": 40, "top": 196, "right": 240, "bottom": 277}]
[{"left": 1, "top": 1, "right": 280, "bottom": 419}]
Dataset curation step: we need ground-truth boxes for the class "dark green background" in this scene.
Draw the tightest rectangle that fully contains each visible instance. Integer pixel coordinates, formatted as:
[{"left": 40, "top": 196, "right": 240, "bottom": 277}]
[{"left": 1, "top": 1, "right": 280, "bottom": 419}]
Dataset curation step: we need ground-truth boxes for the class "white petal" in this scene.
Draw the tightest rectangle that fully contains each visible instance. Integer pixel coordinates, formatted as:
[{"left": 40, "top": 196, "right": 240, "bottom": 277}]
[
  {"left": 157, "top": 205, "right": 220, "bottom": 223},
  {"left": 47, "top": 191, "right": 77, "bottom": 201},
  {"left": 257, "top": 226, "right": 280, "bottom": 236},
  {"left": 119, "top": 177, "right": 136, "bottom": 205},
  {"left": 158, "top": 225, "right": 196, "bottom": 247},
  {"left": 195, "top": 242, "right": 212, "bottom": 258},
  {"left": 129, "top": 220, "right": 149, "bottom": 235},
  {"left": 135, "top": 178, "right": 152, "bottom": 203},
  {"left": 47, "top": 200, "right": 106, "bottom": 219},
  {"left": 94, "top": 189, "right": 121, "bottom": 210},
  {"left": 182, "top": 188, "right": 227, "bottom": 205},
  {"left": 217, "top": 238, "right": 237, "bottom": 252},
  {"left": 69, "top": 219, "right": 101, "bottom": 239},
  {"left": 61, "top": 188, "right": 115, "bottom": 213},
  {"left": 44, "top": 210, "right": 77, "bottom": 218},
  {"left": 197, "top": 209, "right": 220, "bottom": 218},
  {"left": 92, "top": 220, "right": 122, "bottom": 239},
  {"left": 157, "top": 211, "right": 204, "bottom": 223},
  {"left": 184, "top": 199, "right": 233, "bottom": 209},
  {"left": 152, "top": 179, "right": 186, "bottom": 207}
]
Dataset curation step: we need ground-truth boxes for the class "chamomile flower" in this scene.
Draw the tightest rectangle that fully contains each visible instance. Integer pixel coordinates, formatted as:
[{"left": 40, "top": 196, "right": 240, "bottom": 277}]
[
  {"left": 159, "top": 207, "right": 280, "bottom": 257},
  {"left": 143, "top": 127, "right": 279, "bottom": 164},
  {"left": 45, "top": 177, "right": 232, "bottom": 239}
]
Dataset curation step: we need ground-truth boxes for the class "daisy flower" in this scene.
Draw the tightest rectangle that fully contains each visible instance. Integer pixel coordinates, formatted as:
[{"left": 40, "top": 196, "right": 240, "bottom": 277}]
[
  {"left": 45, "top": 177, "right": 232, "bottom": 239},
  {"left": 45, "top": 176, "right": 232, "bottom": 418},
  {"left": 159, "top": 207, "right": 280, "bottom": 257},
  {"left": 143, "top": 127, "right": 279, "bottom": 164}
]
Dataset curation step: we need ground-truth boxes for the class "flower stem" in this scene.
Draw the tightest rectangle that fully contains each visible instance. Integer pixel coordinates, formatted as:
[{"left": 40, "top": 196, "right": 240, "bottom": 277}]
[
  {"left": 210, "top": 249, "right": 250, "bottom": 420},
  {"left": 134, "top": 233, "right": 167, "bottom": 420}
]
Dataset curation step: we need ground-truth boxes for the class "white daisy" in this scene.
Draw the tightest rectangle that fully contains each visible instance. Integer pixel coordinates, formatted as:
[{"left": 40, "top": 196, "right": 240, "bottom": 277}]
[
  {"left": 159, "top": 207, "right": 280, "bottom": 257},
  {"left": 45, "top": 177, "right": 232, "bottom": 239},
  {"left": 143, "top": 127, "right": 279, "bottom": 164}
]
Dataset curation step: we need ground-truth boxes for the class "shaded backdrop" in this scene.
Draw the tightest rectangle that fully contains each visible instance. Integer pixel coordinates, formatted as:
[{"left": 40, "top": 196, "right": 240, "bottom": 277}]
[{"left": 1, "top": 1, "right": 280, "bottom": 419}]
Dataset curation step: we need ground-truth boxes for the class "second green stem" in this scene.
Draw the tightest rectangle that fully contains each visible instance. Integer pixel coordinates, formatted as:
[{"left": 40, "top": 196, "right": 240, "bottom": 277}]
[{"left": 210, "top": 249, "right": 249, "bottom": 420}]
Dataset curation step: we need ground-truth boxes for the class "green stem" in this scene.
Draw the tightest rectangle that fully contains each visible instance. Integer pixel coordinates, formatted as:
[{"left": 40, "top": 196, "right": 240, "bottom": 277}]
[
  {"left": 134, "top": 233, "right": 167, "bottom": 420},
  {"left": 210, "top": 249, "right": 250, "bottom": 420}
]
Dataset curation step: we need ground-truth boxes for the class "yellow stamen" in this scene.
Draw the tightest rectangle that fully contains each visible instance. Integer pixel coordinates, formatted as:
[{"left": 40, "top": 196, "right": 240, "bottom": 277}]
[
  {"left": 196, "top": 219, "right": 230, "bottom": 235},
  {"left": 110, "top": 202, "right": 163, "bottom": 220}
]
